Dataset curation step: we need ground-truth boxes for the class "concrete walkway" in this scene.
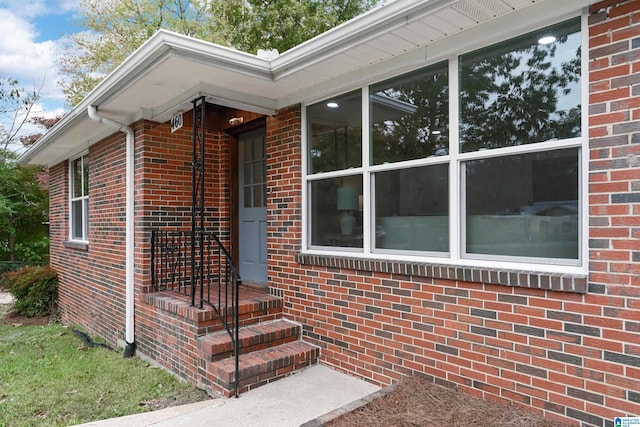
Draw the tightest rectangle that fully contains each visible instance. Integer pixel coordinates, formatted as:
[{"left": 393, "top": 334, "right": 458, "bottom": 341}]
[{"left": 74, "top": 364, "right": 380, "bottom": 427}]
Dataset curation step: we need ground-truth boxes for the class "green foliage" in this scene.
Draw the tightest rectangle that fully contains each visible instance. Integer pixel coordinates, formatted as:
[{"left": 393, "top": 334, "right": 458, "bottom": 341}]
[
  {"left": 0, "top": 323, "right": 207, "bottom": 426},
  {"left": 2, "top": 266, "right": 58, "bottom": 317},
  {"left": 0, "top": 152, "right": 49, "bottom": 263},
  {"left": 59, "top": 0, "right": 381, "bottom": 106}
]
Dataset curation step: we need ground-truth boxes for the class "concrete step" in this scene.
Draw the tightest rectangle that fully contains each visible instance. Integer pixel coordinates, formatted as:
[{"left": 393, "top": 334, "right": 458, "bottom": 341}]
[
  {"left": 205, "top": 340, "right": 320, "bottom": 397},
  {"left": 199, "top": 319, "right": 301, "bottom": 362}
]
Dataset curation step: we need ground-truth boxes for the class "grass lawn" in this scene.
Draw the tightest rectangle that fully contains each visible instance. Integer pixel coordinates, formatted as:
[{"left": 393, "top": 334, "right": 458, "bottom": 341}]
[{"left": 0, "top": 303, "right": 209, "bottom": 427}]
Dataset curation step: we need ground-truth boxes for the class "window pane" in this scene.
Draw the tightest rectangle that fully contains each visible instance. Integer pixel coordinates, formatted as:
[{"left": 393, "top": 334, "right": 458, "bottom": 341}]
[
  {"left": 460, "top": 18, "right": 581, "bottom": 153},
  {"left": 82, "top": 155, "right": 89, "bottom": 196},
  {"left": 310, "top": 176, "right": 363, "bottom": 248},
  {"left": 244, "top": 186, "right": 252, "bottom": 208},
  {"left": 253, "top": 161, "right": 263, "bottom": 186},
  {"left": 253, "top": 184, "right": 263, "bottom": 208},
  {"left": 464, "top": 148, "right": 579, "bottom": 260},
  {"left": 307, "top": 91, "right": 362, "bottom": 174},
  {"left": 72, "top": 158, "right": 82, "bottom": 198},
  {"left": 72, "top": 200, "right": 83, "bottom": 239},
  {"left": 243, "top": 161, "right": 252, "bottom": 185},
  {"left": 371, "top": 62, "right": 449, "bottom": 165},
  {"left": 375, "top": 164, "right": 449, "bottom": 252}
]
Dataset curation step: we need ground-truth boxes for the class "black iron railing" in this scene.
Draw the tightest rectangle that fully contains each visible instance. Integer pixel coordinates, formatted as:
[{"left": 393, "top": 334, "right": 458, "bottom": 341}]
[{"left": 150, "top": 229, "right": 242, "bottom": 396}]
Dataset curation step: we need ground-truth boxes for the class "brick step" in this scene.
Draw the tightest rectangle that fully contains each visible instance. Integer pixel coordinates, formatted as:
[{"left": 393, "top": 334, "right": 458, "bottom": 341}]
[
  {"left": 141, "top": 288, "right": 283, "bottom": 334},
  {"left": 199, "top": 319, "right": 301, "bottom": 362},
  {"left": 206, "top": 340, "right": 320, "bottom": 397}
]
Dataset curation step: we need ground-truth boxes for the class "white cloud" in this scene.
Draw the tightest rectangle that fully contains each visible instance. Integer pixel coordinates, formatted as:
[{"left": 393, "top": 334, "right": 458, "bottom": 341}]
[
  {"left": 0, "top": 0, "right": 79, "bottom": 18},
  {"left": 0, "top": 1, "right": 79, "bottom": 145}
]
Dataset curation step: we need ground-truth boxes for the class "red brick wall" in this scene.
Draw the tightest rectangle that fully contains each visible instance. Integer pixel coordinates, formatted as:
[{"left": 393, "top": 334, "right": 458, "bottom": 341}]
[
  {"left": 133, "top": 117, "right": 232, "bottom": 383},
  {"left": 51, "top": 131, "right": 129, "bottom": 345},
  {"left": 47, "top": 1, "right": 640, "bottom": 425},
  {"left": 50, "top": 115, "right": 232, "bottom": 386},
  {"left": 266, "top": 2, "right": 640, "bottom": 426}
]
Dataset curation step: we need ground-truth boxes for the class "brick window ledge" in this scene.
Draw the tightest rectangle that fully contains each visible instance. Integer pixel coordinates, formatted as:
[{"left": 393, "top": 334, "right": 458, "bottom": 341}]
[
  {"left": 64, "top": 240, "right": 89, "bottom": 251},
  {"left": 296, "top": 254, "right": 588, "bottom": 294}
]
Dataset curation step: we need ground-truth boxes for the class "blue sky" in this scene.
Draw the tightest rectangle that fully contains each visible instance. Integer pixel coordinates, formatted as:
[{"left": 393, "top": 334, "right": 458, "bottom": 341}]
[{"left": 0, "top": 0, "right": 81, "bottom": 150}]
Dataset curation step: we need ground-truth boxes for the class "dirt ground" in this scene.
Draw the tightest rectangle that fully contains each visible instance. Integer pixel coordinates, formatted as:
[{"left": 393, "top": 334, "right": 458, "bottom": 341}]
[{"left": 334, "top": 376, "right": 573, "bottom": 427}]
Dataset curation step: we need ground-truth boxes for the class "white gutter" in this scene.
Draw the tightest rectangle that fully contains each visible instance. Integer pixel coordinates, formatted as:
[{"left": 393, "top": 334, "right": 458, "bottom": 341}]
[{"left": 87, "top": 105, "right": 136, "bottom": 357}]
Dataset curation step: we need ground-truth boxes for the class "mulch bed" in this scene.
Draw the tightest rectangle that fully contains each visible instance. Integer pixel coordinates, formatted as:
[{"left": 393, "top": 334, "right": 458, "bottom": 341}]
[{"left": 333, "top": 376, "right": 573, "bottom": 427}]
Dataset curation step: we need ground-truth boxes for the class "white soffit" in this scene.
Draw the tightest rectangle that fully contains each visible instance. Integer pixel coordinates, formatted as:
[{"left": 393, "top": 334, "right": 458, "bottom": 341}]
[{"left": 20, "top": 0, "right": 593, "bottom": 167}]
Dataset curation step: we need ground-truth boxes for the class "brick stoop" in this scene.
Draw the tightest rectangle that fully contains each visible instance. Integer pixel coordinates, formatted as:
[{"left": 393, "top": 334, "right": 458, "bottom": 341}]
[
  {"left": 142, "top": 288, "right": 319, "bottom": 398},
  {"left": 204, "top": 340, "right": 320, "bottom": 397}
]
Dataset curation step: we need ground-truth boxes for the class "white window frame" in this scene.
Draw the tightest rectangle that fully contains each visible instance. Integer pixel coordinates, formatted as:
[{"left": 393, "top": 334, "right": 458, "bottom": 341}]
[
  {"left": 69, "top": 152, "right": 89, "bottom": 243},
  {"left": 302, "top": 11, "right": 589, "bottom": 276}
]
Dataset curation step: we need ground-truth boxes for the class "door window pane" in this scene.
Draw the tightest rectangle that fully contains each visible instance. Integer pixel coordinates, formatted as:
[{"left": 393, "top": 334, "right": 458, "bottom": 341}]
[
  {"left": 371, "top": 62, "right": 449, "bottom": 165},
  {"left": 309, "top": 176, "right": 363, "bottom": 248},
  {"left": 307, "top": 91, "right": 362, "bottom": 174},
  {"left": 460, "top": 18, "right": 581, "bottom": 153},
  {"left": 375, "top": 164, "right": 449, "bottom": 252},
  {"left": 464, "top": 148, "right": 579, "bottom": 259}
]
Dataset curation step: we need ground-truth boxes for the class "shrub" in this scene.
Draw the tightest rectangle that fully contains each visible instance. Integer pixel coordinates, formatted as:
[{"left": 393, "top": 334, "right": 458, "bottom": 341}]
[{"left": 2, "top": 266, "right": 58, "bottom": 317}]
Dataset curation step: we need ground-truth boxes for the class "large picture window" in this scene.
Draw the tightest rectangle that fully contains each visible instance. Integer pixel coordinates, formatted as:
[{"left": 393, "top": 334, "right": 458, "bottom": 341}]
[
  {"left": 70, "top": 154, "right": 89, "bottom": 241},
  {"left": 305, "top": 17, "right": 583, "bottom": 269}
]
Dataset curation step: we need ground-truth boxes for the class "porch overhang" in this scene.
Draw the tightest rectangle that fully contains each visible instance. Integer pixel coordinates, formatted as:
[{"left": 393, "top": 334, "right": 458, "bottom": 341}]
[{"left": 20, "top": 0, "right": 594, "bottom": 167}]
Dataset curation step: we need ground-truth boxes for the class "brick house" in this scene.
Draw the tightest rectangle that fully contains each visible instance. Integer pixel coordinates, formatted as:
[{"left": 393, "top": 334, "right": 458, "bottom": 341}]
[{"left": 19, "top": 0, "right": 640, "bottom": 425}]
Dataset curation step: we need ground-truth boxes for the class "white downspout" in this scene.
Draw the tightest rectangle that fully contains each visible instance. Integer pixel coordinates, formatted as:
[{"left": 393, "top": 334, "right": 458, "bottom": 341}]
[{"left": 87, "top": 105, "right": 136, "bottom": 357}]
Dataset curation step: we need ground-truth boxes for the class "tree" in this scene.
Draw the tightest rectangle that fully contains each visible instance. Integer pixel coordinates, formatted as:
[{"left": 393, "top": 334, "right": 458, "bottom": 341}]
[
  {"left": 0, "top": 150, "right": 49, "bottom": 263},
  {"left": 0, "top": 77, "right": 39, "bottom": 152},
  {"left": 0, "top": 77, "right": 55, "bottom": 263},
  {"left": 59, "top": 0, "right": 381, "bottom": 106}
]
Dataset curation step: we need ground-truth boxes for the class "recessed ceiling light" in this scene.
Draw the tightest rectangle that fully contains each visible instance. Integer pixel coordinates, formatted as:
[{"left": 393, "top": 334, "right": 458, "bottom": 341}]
[
  {"left": 327, "top": 102, "right": 339, "bottom": 108},
  {"left": 538, "top": 35, "right": 556, "bottom": 45}
]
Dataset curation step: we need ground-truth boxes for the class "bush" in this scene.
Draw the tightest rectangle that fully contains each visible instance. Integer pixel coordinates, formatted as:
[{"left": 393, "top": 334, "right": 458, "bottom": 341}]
[{"left": 2, "top": 266, "right": 58, "bottom": 317}]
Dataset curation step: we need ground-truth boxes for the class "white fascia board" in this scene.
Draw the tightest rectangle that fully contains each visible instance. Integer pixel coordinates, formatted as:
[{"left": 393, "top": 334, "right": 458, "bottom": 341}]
[
  {"left": 19, "top": 30, "right": 273, "bottom": 166},
  {"left": 276, "top": 0, "right": 592, "bottom": 109},
  {"left": 270, "top": 0, "right": 457, "bottom": 80}
]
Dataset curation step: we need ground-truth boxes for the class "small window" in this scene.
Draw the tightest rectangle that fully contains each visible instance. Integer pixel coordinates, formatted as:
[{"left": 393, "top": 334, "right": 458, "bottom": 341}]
[{"left": 70, "top": 154, "right": 89, "bottom": 241}]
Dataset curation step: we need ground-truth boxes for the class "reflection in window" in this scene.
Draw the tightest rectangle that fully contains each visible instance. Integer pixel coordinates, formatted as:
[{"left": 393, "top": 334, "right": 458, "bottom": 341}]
[
  {"left": 375, "top": 164, "right": 449, "bottom": 252},
  {"left": 70, "top": 154, "right": 89, "bottom": 241},
  {"left": 464, "top": 148, "right": 579, "bottom": 260},
  {"left": 371, "top": 62, "right": 449, "bottom": 164},
  {"left": 309, "top": 176, "right": 363, "bottom": 248},
  {"left": 307, "top": 91, "right": 362, "bottom": 174},
  {"left": 460, "top": 18, "right": 581, "bottom": 152}
]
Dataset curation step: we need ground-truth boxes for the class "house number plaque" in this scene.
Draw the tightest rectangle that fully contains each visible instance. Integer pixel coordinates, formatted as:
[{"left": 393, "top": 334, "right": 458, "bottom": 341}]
[{"left": 171, "top": 111, "right": 183, "bottom": 133}]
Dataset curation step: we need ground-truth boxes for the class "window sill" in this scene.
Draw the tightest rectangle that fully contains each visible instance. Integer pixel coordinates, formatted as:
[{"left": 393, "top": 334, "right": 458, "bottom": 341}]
[
  {"left": 64, "top": 240, "right": 89, "bottom": 251},
  {"left": 296, "top": 253, "right": 587, "bottom": 294}
]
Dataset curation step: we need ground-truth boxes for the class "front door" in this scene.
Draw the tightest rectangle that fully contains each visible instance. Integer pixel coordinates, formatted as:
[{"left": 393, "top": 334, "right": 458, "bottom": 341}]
[{"left": 238, "top": 128, "right": 267, "bottom": 284}]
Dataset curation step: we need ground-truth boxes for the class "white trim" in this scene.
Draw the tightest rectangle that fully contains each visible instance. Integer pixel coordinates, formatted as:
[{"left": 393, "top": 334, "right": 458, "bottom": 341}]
[
  {"left": 580, "top": 9, "right": 590, "bottom": 273},
  {"left": 362, "top": 86, "right": 372, "bottom": 253},
  {"left": 449, "top": 55, "right": 460, "bottom": 261},
  {"left": 301, "top": 11, "right": 588, "bottom": 276},
  {"left": 68, "top": 151, "right": 89, "bottom": 243},
  {"left": 301, "top": 102, "right": 309, "bottom": 252}
]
